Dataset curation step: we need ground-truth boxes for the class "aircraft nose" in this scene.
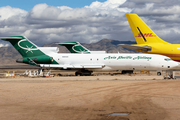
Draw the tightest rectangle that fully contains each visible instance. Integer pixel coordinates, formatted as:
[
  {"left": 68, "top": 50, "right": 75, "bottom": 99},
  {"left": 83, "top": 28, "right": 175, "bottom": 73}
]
[{"left": 170, "top": 62, "right": 180, "bottom": 69}]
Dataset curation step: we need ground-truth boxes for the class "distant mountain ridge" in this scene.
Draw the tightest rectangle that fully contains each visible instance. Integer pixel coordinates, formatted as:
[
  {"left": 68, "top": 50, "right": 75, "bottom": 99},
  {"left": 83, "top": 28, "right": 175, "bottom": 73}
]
[
  {"left": 0, "top": 39, "right": 137, "bottom": 64},
  {"left": 81, "top": 39, "right": 137, "bottom": 53}
]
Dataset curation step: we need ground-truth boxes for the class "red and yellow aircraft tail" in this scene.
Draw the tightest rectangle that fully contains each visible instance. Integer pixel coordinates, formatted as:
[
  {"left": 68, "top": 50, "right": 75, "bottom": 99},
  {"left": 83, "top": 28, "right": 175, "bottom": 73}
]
[
  {"left": 125, "top": 13, "right": 170, "bottom": 44},
  {"left": 118, "top": 13, "right": 180, "bottom": 62}
]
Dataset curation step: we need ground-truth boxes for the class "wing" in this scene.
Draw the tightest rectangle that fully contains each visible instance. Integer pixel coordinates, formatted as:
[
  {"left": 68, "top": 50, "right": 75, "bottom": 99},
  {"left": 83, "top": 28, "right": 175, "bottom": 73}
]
[
  {"left": 118, "top": 44, "right": 151, "bottom": 52},
  {"left": 40, "top": 64, "right": 105, "bottom": 69}
]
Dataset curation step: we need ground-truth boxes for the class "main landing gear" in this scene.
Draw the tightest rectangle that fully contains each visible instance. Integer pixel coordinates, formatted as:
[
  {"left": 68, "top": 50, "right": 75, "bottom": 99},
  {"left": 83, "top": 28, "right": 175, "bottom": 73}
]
[
  {"left": 157, "top": 72, "right": 161, "bottom": 76},
  {"left": 75, "top": 69, "right": 93, "bottom": 76}
]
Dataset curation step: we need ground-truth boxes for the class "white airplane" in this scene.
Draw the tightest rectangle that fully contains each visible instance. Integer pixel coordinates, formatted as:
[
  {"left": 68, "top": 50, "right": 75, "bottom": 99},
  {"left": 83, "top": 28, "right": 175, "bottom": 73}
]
[{"left": 1, "top": 36, "right": 179, "bottom": 76}]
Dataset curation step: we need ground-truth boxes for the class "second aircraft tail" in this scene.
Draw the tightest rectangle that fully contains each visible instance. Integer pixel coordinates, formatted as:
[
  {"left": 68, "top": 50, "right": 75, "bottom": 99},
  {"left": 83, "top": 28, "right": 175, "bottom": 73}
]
[
  {"left": 126, "top": 14, "right": 170, "bottom": 44},
  {"left": 58, "top": 42, "right": 91, "bottom": 54}
]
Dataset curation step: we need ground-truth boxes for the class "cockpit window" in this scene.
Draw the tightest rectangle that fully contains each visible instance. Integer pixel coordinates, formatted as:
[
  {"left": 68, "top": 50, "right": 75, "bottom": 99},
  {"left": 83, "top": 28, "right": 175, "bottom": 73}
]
[{"left": 164, "top": 58, "right": 172, "bottom": 61}]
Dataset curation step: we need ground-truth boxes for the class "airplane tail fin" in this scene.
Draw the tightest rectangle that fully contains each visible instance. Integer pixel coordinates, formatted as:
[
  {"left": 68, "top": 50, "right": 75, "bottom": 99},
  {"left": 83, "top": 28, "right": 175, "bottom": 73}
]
[
  {"left": 1, "top": 36, "right": 46, "bottom": 58},
  {"left": 125, "top": 14, "right": 170, "bottom": 44},
  {"left": 58, "top": 42, "right": 90, "bottom": 54},
  {"left": 1, "top": 36, "right": 57, "bottom": 65}
]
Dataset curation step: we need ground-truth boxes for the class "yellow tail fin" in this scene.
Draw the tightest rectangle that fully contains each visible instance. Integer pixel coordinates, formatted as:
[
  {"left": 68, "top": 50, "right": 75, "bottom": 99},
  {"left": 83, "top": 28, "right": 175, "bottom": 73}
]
[{"left": 126, "top": 14, "right": 170, "bottom": 44}]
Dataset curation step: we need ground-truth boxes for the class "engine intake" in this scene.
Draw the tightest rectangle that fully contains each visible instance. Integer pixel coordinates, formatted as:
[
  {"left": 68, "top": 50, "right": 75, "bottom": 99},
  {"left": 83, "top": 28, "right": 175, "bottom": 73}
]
[
  {"left": 17, "top": 56, "right": 53, "bottom": 64},
  {"left": 32, "top": 57, "right": 53, "bottom": 64}
]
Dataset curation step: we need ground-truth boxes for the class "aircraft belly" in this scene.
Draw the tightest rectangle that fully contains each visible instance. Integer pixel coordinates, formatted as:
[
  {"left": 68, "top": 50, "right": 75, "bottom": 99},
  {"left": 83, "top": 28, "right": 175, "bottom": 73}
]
[{"left": 103, "top": 59, "right": 150, "bottom": 71}]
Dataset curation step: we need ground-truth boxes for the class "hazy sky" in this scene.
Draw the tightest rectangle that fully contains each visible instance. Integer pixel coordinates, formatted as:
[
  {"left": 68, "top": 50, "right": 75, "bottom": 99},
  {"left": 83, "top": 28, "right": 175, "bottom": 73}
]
[{"left": 0, "top": 0, "right": 180, "bottom": 47}]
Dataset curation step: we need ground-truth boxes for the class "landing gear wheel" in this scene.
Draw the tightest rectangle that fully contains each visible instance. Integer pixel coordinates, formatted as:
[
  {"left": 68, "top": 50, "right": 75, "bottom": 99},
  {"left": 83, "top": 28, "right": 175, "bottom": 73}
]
[
  {"left": 157, "top": 72, "right": 161, "bottom": 76},
  {"left": 75, "top": 72, "right": 81, "bottom": 76}
]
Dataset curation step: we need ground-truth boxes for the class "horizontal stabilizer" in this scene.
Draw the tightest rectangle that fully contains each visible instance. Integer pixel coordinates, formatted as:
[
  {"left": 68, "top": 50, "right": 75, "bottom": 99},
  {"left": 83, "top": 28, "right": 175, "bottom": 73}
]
[
  {"left": 1, "top": 36, "right": 24, "bottom": 41},
  {"left": 118, "top": 44, "right": 151, "bottom": 52},
  {"left": 57, "top": 42, "right": 77, "bottom": 45},
  {"left": 27, "top": 58, "right": 37, "bottom": 65}
]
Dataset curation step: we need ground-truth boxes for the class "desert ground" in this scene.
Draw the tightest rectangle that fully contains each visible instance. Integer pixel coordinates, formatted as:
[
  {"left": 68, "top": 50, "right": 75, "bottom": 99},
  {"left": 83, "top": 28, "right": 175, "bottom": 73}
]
[{"left": 0, "top": 68, "right": 180, "bottom": 120}]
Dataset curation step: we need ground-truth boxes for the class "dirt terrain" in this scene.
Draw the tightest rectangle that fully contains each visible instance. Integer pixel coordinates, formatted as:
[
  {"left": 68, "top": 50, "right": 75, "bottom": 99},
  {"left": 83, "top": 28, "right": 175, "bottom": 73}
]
[{"left": 0, "top": 75, "right": 180, "bottom": 120}]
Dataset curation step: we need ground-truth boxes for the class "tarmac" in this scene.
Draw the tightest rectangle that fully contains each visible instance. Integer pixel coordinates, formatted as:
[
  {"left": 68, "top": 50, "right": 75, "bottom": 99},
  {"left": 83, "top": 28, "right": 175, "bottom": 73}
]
[{"left": 0, "top": 74, "right": 180, "bottom": 120}]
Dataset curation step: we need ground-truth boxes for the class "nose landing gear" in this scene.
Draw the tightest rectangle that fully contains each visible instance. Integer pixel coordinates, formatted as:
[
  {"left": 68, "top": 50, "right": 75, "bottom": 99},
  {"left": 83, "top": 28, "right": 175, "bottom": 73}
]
[{"left": 164, "top": 71, "right": 175, "bottom": 79}]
